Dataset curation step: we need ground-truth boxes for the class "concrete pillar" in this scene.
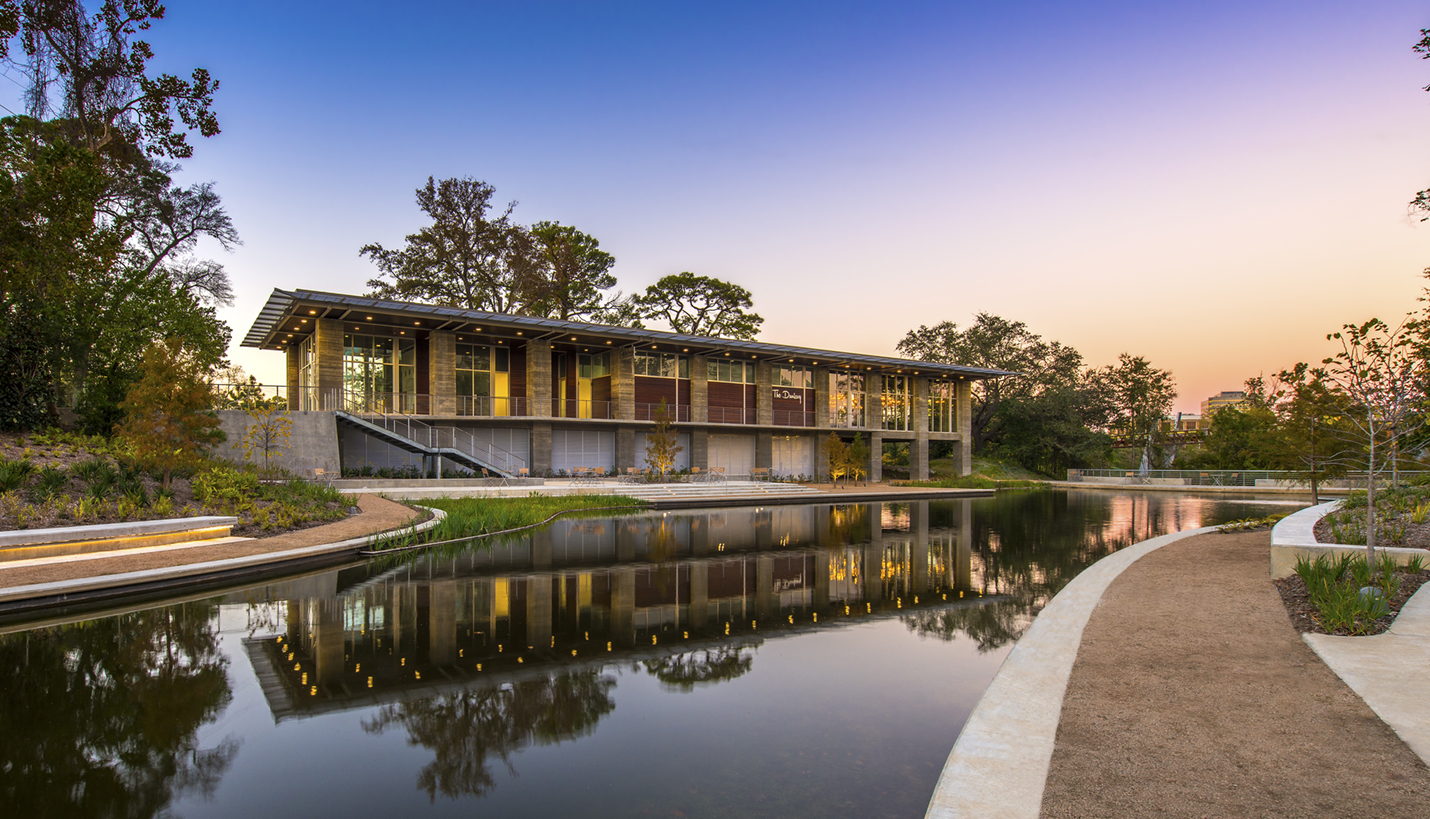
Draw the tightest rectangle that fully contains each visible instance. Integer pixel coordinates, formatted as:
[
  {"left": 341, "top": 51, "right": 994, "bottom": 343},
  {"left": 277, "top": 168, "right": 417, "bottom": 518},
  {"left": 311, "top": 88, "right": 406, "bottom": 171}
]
[
  {"left": 526, "top": 339, "right": 553, "bottom": 418},
  {"left": 616, "top": 426, "right": 637, "bottom": 471},
  {"left": 956, "top": 498, "right": 973, "bottom": 591},
  {"left": 690, "top": 428, "right": 709, "bottom": 470},
  {"left": 531, "top": 422, "right": 552, "bottom": 476},
  {"left": 526, "top": 576, "right": 553, "bottom": 651},
  {"left": 286, "top": 344, "right": 301, "bottom": 410},
  {"left": 611, "top": 568, "right": 635, "bottom": 646},
  {"left": 430, "top": 330, "right": 457, "bottom": 415},
  {"left": 955, "top": 379, "right": 973, "bottom": 476},
  {"left": 912, "top": 436, "right": 930, "bottom": 482},
  {"left": 691, "top": 355, "right": 709, "bottom": 423},
  {"left": 613, "top": 347, "right": 635, "bottom": 421},
  {"left": 755, "top": 361, "right": 773, "bottom": 426},
  {"left": 813, "top": 366, "right": 830, "bottom": 428},
  {"left": 868, "top": 432, "right": 883, "bottom": 483},
  {"left": 688, "top": 563, "right": 709, "bottom": 631},
  {"left": 864, "top": 371, "right": 881, "bottom": 430},
  {"left": 314, "top": 318, "right": 344, "bottom": 410},
  {"left": 429, "top": 583, "right": 457, "bottom": 665},
  {"left": 756, "top": 431, "right": 773, "bottom": 470}
]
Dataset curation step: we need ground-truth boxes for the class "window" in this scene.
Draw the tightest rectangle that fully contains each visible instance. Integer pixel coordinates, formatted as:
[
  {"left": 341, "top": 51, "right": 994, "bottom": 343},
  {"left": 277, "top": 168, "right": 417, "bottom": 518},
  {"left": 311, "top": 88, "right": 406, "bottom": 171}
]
[
  {"left": 343, "top": 334, "right": 416, "bottom": 412},
  {"left": 881, "top": 374, "right": 911, "bottom": 431},
  {"left": 774, "top": 365, "right": 811, "bottom": 389},
  {"left": 635, "top": 351, "right": 688, "bottom": 378},
  {"left": 929, "top": 381, "right": 958, "bottom": 432},
  {"left": 457, "top": 343, "right": 511, "bottom": 415},
  {"left": 298, "top": 335, "right": 315, "bottom": 410},
  {"left": 829, "top": 371, "right": 865, "bottom": 428},
  {"left": 707, "top": 359, "right": 755, "bottom": 384},
  {"left": 577, "top": 351, "right": 610, "bottom": 379}
]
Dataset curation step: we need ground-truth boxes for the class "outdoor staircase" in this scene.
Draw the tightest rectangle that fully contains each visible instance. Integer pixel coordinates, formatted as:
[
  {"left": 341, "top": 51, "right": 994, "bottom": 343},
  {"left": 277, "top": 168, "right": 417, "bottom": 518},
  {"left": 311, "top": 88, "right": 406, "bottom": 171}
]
[{"left": 334, "top": 411, "right": 523, "bottom": 478}]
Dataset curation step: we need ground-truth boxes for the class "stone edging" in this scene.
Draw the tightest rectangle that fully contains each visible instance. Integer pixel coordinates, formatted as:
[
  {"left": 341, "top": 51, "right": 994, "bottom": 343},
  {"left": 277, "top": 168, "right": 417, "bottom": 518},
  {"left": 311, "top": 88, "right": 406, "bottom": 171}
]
[
  {"left": 1269, "top": 501, "right": 1430, "bottom": 579},
  {"left": 0, "top": 507, "right": 445, "bottom": 607},
  {"left": 924, "top": 525, "right": 1217, "bottom": 819},
  {"left": 0, "top": 515, "right": 238, "bottom": 549}
]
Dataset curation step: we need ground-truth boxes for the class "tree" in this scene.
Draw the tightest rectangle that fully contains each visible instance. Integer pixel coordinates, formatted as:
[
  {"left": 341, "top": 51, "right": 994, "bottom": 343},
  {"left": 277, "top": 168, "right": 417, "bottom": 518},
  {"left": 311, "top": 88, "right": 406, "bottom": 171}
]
[
  {"left": 1088, "top": 353, "right": 1177, "bottom": 472},
  {"left": 525, "top": 221, "right": 617, "bottom": 321},
  {"left": 634, "top": 272, "right": 762, "bottom": 339},
  {"left": 363, "top": 177, "right": 538, "bottom": 314},
  {"left": 1412, "top": 27, "right": 1430, "bottom": 219},
  {"left": 116, "top": 337, "right": 224, "bottom": 488},
  {"left": 820, "top": 433, "right": 849, "bottom": 486},
  {"left": 3, "top": 0, "right": 221, "bottom": 160},
  {"left": 1316, "top": 316, "right": 1426, "bottom": 568},
  {"left": 1267, "top": 363, "right": 1353, "bottom": 504},
  {"left": 643, "top": 399, "right": 682, "bottom": 476},
  {"left": 239, "top": 404, "right": 292, "bottom": 474},
  {"left": 848, "top": 433, "right": 870, "bottom": 484}
]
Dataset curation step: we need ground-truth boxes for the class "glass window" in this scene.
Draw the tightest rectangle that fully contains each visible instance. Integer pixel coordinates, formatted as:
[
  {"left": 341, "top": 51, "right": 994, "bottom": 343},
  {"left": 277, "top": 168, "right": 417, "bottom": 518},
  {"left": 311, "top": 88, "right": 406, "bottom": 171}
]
[
  {"left": 929, "top": 381, "right": 958, "bottom": 432},
  {"left": 635, "top": 351, "right": 687, "bottom": 379},
  {"left": 342, "top": 334, "right": 413, "bottom": 412},
  {"left": 708, "top": 359, "right": 755, "bottom": 384},
  {"left": 774, "top": 365, "right": 810, "bottom": 389},
  {"left": 456, "top": 343, "right": 510, "bottom": 415},
  {"left": 828, "top": 371, "right": 865, "bottom": 428},
  {"left": 881, "top": 375, "right": 911, "bottom": 431}
]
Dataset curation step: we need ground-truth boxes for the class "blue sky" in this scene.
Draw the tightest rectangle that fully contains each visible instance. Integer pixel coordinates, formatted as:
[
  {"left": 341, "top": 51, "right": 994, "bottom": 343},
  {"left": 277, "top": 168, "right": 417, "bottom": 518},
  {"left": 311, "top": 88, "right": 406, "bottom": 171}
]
[{"left": 7, "top": 1, "right": 1430, "bottom": 411}]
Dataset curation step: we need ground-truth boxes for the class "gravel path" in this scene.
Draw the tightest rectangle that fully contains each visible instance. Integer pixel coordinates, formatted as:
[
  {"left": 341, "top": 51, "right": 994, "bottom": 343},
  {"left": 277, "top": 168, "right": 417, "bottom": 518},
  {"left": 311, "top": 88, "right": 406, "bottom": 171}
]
[
  {"left": 1040, "top": 529, "right": 1430, "bottom": 818},
  {"left": 0, "top": 494, "right": 421, "bottom": 589}
]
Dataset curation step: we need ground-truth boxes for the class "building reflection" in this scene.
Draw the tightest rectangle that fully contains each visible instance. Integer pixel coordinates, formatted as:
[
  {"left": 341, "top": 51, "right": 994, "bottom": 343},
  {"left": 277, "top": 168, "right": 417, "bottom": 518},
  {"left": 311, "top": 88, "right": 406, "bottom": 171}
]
[{"left": 244, "top": 501, "right": 981, "bottom": 722}]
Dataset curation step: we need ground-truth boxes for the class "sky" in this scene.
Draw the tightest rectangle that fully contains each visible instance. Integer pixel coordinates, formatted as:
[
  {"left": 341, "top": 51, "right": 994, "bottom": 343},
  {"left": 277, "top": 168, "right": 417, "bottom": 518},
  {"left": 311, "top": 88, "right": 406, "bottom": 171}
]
[{"left": 7, "top": 0, "right": 1430, "bottom": 413}]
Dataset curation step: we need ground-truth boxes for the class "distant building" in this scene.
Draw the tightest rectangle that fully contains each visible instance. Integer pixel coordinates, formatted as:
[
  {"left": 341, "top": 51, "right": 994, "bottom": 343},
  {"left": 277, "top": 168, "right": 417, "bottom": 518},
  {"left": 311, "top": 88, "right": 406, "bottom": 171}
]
[
  {"left": 1200, "top": 391, "right": 1247, "bottom": 417},
  {"left": 1159, "top": 413, "right": 1207, "bottom": 434}
]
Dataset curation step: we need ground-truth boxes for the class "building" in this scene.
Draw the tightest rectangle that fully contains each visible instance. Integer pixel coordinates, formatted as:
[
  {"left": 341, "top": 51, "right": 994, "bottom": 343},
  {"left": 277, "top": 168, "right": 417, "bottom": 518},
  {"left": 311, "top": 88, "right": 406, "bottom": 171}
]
[
  {"left": 1200, "top": 390, "right": 1247, "bottom": 417},
  {"left": 238, "top": 289, "right": 1009, "bottom": 480}
]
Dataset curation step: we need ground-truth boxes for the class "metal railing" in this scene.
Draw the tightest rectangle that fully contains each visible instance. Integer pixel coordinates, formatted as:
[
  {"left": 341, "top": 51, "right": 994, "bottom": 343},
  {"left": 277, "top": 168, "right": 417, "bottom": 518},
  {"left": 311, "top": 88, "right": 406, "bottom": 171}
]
[
  {"left": 706, "top": 406, "right": 749, "bottom": 424},
  {"left": 634, "top": 403, "right": 690, "bottom": 422},
  {"left": 1066, "top": 468, "right": 1430, "bottom": 487},
  {"left": 552, "top": 399, "right": 615, "bottom": 420},
  {"left": 458, "top": 395, "right": 527, "bottom": 417},
  {"left": 771, "top": 409, "right": 815, "bottom": 427},
  {"left": 354, "top": 404, "right": 526, "bottom": 475}
]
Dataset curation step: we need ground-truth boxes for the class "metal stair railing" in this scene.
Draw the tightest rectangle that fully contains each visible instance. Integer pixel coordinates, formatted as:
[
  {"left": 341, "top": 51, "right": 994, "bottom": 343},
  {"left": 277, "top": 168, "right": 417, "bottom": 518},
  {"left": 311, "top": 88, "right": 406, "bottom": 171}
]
[{"left": 336, "top": 389, "right": 526, "bottom": 477}]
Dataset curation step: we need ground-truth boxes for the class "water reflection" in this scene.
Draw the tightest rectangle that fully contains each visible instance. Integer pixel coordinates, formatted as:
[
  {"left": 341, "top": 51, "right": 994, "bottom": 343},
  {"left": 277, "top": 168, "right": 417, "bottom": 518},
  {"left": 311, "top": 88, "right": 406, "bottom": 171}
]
[{"left": 0, "top": 602, "right": 238, "bottom": 818}]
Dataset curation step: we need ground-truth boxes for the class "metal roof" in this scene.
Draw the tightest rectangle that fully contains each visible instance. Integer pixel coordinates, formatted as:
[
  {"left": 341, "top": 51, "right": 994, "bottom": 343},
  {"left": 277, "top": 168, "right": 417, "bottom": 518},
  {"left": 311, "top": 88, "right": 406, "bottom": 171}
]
[{"left": 241, "top": 288, "right": 1012, "bottom": 380}]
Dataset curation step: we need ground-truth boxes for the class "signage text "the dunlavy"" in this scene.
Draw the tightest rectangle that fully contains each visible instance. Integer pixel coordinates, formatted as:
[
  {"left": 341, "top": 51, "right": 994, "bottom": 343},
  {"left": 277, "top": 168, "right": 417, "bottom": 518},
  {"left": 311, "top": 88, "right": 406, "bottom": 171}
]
[{"left": 773, "top": 389, "right": 803, "bottom": 402}]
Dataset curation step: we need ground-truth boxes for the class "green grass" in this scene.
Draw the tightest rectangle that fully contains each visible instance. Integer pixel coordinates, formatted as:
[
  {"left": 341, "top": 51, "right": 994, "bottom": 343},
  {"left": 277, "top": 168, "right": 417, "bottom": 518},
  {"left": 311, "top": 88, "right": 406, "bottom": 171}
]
[{"left": 371, "top": 494, "right": 649, "bottom": 551}]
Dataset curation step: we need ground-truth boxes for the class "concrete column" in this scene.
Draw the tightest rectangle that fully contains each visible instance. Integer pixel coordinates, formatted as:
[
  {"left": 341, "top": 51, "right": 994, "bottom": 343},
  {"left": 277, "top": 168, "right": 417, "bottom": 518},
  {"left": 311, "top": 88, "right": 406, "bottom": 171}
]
[
  {"left": 688, "top": 563, "right": 709, "bottom": 631},
  {"left": 613, "top": 348, "right": 635, "bottom": 421},
  {"left": 868, "top": 432, "right": 883, "bottom": 482},
  {"left": 526, "top": 339, "right": 553, "bottom": 418},
  {"left": 691, "top": 355, "right": 709, "bottom": 423},
  {"left": 430, "top": 330, "right": 457, "bottom": 415},
  {"left": 286, "top": 344, "right": 301, "bottom": 410},
  {"left": 755, "top": 361, "right": 773, "bottom": 426},
  {"left": 813, "top": 367, "right": 830, "bottom": 428},
  {"left": 314, "top": 318, "right": 344, "bottom": 410},
  {"left": 429, "top": 583, "right": 457, "bottom": 665},
  {"left": 913, "top": 376, "right": 929, "bottom": 480},
  {"left": 957, "top": 379, "right": 974, "bottom": 476},
  {"left": 690, "top": 428, "right": 709, "bottom": 470},
  {"left": 756, "top": 431, "right": 773, "bottom": 470},
  {"left": 610, "top": 568, "right": 636, "bottom": 646},
  {"left": 526, "top": 576, "right": 553, "bottom": 651},
  {"left": 531, "top": 422, "right": 552, "bottom": 476},
  {"left": 864, "top": 371, "right": 881, "bottom": 430},
  {"left": 616, "top": 426, "right": 636, "bottom": 471}
]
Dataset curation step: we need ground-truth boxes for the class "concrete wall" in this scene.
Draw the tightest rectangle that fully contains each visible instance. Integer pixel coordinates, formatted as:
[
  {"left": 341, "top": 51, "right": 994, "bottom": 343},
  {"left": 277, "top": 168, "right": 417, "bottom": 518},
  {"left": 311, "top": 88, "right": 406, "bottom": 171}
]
[{"left": 215, "top": 410, "right": 341, "bottom": 475}]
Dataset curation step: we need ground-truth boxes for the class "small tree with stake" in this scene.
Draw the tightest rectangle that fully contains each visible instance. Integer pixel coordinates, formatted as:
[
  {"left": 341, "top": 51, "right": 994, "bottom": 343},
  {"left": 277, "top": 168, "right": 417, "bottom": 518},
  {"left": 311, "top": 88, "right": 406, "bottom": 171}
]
[
  {"left": 116, "top": 338, "right": 224, "bottom": 490},
  {"left": 644, "top": 399, "right": 683, "bottom": 478},
  {"left": 240, "top": 404, "right": 293, "bottom": 476}
]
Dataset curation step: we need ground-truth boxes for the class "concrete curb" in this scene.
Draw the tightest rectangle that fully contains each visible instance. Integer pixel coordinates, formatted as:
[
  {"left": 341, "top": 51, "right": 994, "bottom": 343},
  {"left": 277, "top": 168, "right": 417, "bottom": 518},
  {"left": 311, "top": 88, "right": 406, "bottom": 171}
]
[
  {"left": 0, "top": 515, "right": 238, "bottom": 548},
  {"left": 1270, "top": 501, "right": 1430, "bottom": 579},
  {"left": 0, "top": 508, "right": 445, "bottom": 612},
  {"left": 924, "top": 525, "right": 1218, "bottom": 819}
]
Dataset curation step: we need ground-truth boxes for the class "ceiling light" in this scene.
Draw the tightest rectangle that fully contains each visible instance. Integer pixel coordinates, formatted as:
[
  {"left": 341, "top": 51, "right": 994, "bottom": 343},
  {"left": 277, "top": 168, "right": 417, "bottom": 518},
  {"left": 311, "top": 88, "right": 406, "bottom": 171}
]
[
  {"left": 414, "top": 321, "right": 420, "bottom": 325},
  {"left": 366, "top": 316, "right": 373, "bottom": 320},
  {"left": 571, "top": 336, "right": 577, "bottom": 340}
]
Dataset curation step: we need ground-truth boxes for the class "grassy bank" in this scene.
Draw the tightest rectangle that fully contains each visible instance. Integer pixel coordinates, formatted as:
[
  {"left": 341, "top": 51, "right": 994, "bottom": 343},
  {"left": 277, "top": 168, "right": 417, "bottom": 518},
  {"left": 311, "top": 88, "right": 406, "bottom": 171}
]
[
  {"left": 894, "top": 476, "right": 1050, "bottom": 490},
  {"left": 371, "top": 494, "right": 649, "bottom": 551}
]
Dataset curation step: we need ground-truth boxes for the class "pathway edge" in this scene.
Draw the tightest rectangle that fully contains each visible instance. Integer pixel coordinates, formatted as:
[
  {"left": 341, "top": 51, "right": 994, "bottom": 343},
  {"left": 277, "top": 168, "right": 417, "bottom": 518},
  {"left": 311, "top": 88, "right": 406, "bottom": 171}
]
[{"left": 924, "top": 525, "right": 1218, "bottom": 819}]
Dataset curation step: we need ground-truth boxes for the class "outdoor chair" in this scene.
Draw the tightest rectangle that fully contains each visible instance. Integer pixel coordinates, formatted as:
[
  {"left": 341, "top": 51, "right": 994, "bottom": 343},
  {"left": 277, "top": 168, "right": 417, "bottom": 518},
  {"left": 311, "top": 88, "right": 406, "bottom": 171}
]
[
  {"left": 751, "top": 467, "right": 770, "bottom": 482},
  {"left": 690, "top": 467, "right": 705, "bottom": 483}
]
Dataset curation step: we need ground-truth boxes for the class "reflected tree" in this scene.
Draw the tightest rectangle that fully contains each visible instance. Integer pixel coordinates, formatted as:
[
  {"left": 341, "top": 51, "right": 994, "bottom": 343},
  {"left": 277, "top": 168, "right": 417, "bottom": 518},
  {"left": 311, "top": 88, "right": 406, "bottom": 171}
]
[
  {"left": 643, "top": 645, "right": 758, "bottom": 691},
  {"left": 0, "top": 602, "right": 239, "bottom": 818},
  {"left": 901, "top": 600, "right": 1035, "bottom": 653},
  {"left": 363, "top": 670, "right": 616, "bottom": 801}
]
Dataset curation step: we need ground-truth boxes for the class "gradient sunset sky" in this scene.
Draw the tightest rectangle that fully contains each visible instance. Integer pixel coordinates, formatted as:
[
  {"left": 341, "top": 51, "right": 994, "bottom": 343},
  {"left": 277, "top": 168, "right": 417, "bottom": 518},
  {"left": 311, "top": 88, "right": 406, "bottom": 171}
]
[{"left": 7, "top": 1, "right": 1430, "bottom": 413}]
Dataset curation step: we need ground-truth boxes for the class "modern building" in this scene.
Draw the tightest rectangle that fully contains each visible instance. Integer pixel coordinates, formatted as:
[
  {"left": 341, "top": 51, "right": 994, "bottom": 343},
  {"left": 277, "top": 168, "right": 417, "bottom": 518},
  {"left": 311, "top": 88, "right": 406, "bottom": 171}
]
[
  {"left": 1200, "top": 390, "right": 1248, "bottom": 417},
  {"left": 239, "top": 289, "right": 1009, "bottom": 480}
]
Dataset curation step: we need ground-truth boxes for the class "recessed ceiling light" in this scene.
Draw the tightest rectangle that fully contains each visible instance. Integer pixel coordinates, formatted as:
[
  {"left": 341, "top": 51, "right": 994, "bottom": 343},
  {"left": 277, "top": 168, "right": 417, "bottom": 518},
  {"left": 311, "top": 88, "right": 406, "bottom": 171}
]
[
  {"left": 516, "top": 331, "right": 523, "bottom": 335},
  {"left": 570, "top": 336, "right": 577, "bottom": 340},
  {"left": 366, "top": 316, "right": 373, "bottom": 320},
  {"left": 605, "top": 341, "right": 612, "bottom": 345},
  {"left": 300, "top": 319, "right": 307, "bottom": 323},
  {"left": 308, "top": 309, "right": 316, "bottom": 315},
  {"left": 414, "top": 321, "right": 420, "bottom": 325}
]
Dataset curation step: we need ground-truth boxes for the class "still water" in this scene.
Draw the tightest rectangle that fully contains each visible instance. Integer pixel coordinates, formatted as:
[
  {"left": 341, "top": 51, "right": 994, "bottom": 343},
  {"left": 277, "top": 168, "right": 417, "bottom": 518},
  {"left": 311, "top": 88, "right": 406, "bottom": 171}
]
[{"left": 0, "top": 490, "right": 1304, "bottom": 818}]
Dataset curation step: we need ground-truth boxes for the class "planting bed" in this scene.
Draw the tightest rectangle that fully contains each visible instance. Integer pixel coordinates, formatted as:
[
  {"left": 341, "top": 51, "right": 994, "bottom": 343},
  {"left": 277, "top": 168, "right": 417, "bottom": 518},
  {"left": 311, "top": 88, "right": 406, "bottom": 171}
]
[{"left": 1276, "top": 568, "right": 1430, "bottom": 636}]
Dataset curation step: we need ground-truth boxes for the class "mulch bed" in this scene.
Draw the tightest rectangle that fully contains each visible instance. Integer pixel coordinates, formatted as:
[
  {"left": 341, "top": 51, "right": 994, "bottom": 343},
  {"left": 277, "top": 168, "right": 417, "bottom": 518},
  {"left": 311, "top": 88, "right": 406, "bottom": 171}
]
[
  {"left": 1275, "top": 569, "right": 1430, "bottom": 636},
  {"left": 1314, "top": 514, "right": 1430, "bottom": 549}
]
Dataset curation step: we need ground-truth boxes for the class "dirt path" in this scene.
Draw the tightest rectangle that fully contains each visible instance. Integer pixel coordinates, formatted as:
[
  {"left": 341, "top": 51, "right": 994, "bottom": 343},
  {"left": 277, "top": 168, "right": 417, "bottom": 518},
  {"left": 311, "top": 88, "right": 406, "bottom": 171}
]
[
  {"left": 0, "top": 494, "right": 421, "bottom": 589},
  {"left": 1040, "top": 530, "right": 1430, "bottom": 818}
]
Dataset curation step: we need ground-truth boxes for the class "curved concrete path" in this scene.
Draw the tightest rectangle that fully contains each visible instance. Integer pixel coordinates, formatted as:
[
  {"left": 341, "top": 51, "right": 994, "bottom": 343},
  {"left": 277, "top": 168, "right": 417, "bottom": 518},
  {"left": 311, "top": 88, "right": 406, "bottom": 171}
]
[{"left": 924, "top": 525, "right": 1216, "bottom": 819}]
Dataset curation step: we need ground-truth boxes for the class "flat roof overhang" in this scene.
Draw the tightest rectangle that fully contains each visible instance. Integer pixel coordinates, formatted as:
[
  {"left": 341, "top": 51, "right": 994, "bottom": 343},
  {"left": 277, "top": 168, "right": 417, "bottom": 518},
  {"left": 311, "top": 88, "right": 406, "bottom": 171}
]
[{"left": 242, "top": 289, "right": 1014, "bottom": 380}]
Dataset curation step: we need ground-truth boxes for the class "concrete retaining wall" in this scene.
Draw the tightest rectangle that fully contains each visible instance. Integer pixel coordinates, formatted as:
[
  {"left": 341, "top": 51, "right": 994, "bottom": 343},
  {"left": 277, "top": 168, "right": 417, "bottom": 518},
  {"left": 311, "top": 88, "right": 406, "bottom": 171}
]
[
  {"left": 1269, "top": 502, "right": 1430, "bottom": 579},
  {"left": 215, "top": 410, "right": 341, "bottom": 476}
]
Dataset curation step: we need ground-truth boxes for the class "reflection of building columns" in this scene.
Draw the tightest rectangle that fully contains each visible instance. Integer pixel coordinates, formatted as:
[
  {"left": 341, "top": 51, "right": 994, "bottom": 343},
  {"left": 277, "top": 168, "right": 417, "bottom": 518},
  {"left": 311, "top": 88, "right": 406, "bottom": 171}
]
[
  {"left": 531, "top": 527, "right": 552, "bottom": 570},
  {"left": 526, "top": 575, "right": 553, "bottom": 650},
  {"left": 611, "top": 568, "right": 636, "bottom": 646},
  {"left": 689, "top": 563, "right": 709, "bottom": 631},
  {"left": 690, "top": 515, "right": 710, "bottom": 557},
  {"left": 864, "top": 503, "right": 883, "bottom": 603},
  {"left": 814, "top": 551, "right": 830, "bottom": 609},
  {"left": 911, "top": 501, "right": 929, "bottom": 594},
  {"left": 314, "top": 602, "right": 345, "bottom": 686},
  {"left": 429, "top": 583, "right": 457, "bottom": 665},
  {"left": 755, "top": 509, "right": 772, "bottom": 550},
  {"left": 755, "top": 555, "right": 775, "bottom": 618},
  {"left": 956, "top": 499, "right": 972, "bottom": 591},
  {"left": 390, "top": 586, "right": 402, "bottom": 655},
  {"left": 616, "top": 521, "right": 636, "bottom": 561}
]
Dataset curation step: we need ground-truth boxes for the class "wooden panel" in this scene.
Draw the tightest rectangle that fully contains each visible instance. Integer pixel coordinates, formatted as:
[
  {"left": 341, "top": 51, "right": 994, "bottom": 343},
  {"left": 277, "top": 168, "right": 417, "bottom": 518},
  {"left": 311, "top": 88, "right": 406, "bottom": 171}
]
[
  {"left": 678, "top": 379, "right": 691, "bottom": 406},
  {"left": 591, "top": 376, "right": 612, "bottom": 404},
  {"left": 416, "top": 337, "right": 430, "bottom": 411},
  {"left": 509, "top": 345, "right": 526, "bottom": 398},
  {"left": 634, "top": 376, "right": 678, "bottom": 406},
  {"left": 707, "top": 382, "right": 746, "bottom": 409}
]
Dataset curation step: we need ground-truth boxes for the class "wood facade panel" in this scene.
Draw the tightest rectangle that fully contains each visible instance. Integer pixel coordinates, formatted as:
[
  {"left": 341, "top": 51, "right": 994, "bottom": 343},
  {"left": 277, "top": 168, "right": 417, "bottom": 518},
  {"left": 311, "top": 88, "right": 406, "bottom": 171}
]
[
  {"left": 591, "top": 376, "right": 612, "bottom": 404},
  {"left": 708, "top": 382, "right": 746, "bottom": 409},
  {"left": 634, "top": 376, "right": 678, "bottom": 407}
]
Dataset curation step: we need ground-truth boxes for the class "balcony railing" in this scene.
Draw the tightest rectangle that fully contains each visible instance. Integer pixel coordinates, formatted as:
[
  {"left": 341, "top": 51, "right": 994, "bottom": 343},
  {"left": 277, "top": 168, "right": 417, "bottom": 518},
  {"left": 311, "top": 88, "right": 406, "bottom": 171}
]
[
  {"left": 771, "top": 409, "right": 815, "bottom": 427},
  {"left": 458, "top": 395, "right": 527, "bottom": 417},
  {"left": 552, "top": 399, "right": 615, "bottom": 420},
  {"left": 705, "top": 406, "right": 748, "bottom": 424},
  {"left": 633, "top": 403, "right": 690, "bottom": 422}
]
